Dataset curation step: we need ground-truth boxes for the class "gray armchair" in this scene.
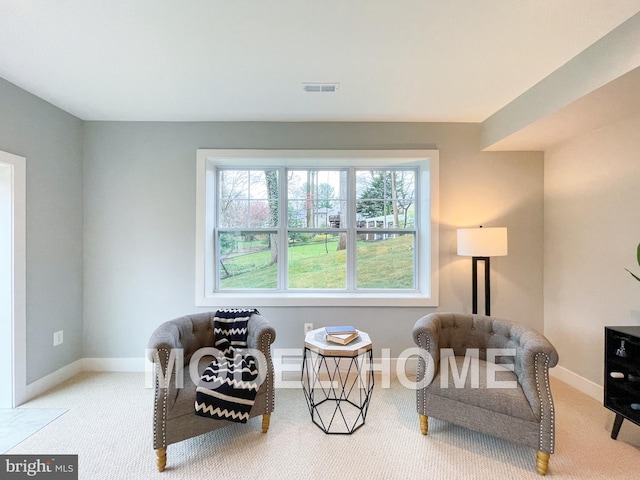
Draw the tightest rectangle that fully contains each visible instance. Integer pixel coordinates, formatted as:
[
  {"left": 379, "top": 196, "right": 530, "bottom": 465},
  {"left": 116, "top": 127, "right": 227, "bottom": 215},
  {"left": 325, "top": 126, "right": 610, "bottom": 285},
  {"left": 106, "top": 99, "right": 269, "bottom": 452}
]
[
  {"left": 147, "top": 311, "right": 276, "bottom": 471},
  {"left": 412, "top": 312, "right": 558, "bottom": 475}
]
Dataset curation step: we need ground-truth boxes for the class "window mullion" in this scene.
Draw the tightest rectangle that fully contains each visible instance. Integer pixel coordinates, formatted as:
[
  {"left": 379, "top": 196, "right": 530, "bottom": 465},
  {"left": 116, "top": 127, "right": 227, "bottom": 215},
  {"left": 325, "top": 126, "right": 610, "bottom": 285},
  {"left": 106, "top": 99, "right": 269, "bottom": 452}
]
[
  {"left": 279, "top": 166, "right": 288, "bottom": 291},
  {"left": 347, "top": 167, "right": 357, "bottom": 291}
]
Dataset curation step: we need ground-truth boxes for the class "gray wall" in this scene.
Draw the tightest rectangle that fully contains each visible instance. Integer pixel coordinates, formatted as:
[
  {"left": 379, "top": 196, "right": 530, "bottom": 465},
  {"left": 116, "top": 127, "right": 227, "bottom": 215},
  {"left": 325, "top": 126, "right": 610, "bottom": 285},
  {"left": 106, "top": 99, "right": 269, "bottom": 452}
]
[
  {"left": 544, "top": 111, "right": 640, "bottom": 385},
  {"left": 0, "top": 77, "right": 84, "bottom": 383},
  {"left": 83, "top": 122, "right": 544, "bottom": 361},
  {"left": 0, "top": 73, "right": 545, "bottom": 382}
]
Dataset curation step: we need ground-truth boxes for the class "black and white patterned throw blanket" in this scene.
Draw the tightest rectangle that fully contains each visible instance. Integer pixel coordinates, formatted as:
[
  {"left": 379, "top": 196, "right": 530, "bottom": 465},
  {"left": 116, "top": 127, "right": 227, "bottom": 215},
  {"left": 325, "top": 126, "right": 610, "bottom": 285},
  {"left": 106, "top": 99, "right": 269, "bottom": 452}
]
[{"left": 194, "top": 308, "right": 260, "bottom": 423}]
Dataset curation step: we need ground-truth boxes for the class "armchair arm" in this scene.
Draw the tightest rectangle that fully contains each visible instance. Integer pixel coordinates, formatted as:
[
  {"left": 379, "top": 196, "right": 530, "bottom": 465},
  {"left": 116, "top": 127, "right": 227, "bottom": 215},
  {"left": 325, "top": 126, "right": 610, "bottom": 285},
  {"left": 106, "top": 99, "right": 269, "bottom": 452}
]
[
  {"left": 147, "top": 321, "right": 184, "bottom": 362},
  {"left": 247, "top": 313, "right": 277, "bottom": 352},
  {"left": 516, "top": 329, "right": 559, "bottom": 415},
  {"left": 519, "top": 329, "right": 559, "bottom": 372},
  {"left": 515, "top": 329, "right": 559, "bottom": 453},
  {"left": 412, "top": 313, "right": 441, "bottom": 369},
  {"left": 413, "top": 313, "right": 443, "bottom": 416},
  {"left": 412, "top": 314, "right": 442, "bottom": 390},
  {"left": 247, "top": 314, "right": 276, "bottom": 409}
]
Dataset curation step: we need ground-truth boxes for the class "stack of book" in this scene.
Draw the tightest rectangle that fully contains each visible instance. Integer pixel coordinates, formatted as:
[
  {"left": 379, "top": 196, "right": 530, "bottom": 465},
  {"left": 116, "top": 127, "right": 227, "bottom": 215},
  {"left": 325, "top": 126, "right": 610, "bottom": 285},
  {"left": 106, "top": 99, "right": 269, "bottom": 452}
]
[{"left": 325, "top": 326, "right": 359, "bottom": 345}]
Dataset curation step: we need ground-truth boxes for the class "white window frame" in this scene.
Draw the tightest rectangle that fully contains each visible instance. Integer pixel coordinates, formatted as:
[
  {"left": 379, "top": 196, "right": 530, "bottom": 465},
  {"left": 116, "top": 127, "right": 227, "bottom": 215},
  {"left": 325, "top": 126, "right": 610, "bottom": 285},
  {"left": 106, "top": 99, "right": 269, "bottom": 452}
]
[{"left": 196, "top": 149, "right": 439, "bottom": 307}]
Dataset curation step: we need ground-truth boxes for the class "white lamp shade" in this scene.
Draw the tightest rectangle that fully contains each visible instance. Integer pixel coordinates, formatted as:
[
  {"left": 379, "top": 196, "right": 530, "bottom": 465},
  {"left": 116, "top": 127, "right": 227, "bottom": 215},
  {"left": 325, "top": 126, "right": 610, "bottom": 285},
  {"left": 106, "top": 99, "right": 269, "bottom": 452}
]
[{"left": 457, "top": 227, "right": 508, "bottom": 257}]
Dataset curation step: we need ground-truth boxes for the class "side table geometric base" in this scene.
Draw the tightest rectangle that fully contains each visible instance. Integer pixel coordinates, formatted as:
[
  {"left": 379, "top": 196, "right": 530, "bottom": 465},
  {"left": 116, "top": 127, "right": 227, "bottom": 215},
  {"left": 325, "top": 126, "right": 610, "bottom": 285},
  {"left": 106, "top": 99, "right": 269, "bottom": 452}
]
[{"left": 301, "top": 329, "right": 374, "bottom": 434}]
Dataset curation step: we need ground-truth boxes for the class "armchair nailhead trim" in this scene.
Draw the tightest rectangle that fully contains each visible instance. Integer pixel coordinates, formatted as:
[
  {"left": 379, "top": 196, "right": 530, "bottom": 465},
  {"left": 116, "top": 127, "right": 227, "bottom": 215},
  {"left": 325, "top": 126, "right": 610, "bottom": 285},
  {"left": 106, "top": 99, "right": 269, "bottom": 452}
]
[
  {"left": 534, "top": 352, "right": 554, "bottom": 453},
  {"left": 153, "top": 348, "right": 169, "bottom": 450},
  {"left": 417, "top": 332, "right": 430, "bottom": 415},
  {"left": 261, "top": 332, "right": 275, "bottom": 413}
]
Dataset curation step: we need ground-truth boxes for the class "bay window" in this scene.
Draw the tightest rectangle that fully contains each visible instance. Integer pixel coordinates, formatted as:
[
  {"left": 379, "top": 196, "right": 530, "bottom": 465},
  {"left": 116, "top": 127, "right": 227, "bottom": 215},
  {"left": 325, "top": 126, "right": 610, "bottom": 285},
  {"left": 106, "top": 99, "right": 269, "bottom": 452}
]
[{"left": 196, "top": 150, "right": 439, "bottom": 307}]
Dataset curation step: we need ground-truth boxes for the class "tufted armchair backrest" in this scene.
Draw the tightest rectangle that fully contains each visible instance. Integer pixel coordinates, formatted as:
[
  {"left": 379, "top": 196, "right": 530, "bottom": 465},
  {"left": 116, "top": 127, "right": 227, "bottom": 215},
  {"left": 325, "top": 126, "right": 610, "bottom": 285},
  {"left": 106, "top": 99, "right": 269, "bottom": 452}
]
[
  {"left": 146, "top": 312, "right": 216, "bottom": 367},
  {"left": 170, "top": 313, "right": 217, "bottom": 364},
  {"left": 420, "top": 312, "right": 558, "bottom": 386}
]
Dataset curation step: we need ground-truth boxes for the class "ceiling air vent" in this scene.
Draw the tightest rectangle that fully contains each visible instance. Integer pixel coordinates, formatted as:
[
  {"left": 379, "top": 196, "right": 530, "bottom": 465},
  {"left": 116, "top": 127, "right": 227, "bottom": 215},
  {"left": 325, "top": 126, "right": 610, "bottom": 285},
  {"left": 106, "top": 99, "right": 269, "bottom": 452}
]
[{"left": 302, "top": 83, "right": 340, "bottom": 93}]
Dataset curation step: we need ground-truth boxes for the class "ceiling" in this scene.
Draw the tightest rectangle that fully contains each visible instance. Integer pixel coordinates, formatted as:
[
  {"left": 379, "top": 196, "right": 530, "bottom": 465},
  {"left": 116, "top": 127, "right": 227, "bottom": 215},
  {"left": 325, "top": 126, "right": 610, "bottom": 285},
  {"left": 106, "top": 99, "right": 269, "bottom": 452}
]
[{"left": 1, "top": 1, "right": 640, "bottom": 123}]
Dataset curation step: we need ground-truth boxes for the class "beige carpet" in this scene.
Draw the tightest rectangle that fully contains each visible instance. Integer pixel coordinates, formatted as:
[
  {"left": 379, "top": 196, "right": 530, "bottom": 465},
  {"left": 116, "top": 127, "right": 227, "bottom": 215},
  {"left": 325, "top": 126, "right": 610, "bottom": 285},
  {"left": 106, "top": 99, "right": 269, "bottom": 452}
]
[{"left": 7, "top": 372, "right": 640, "bottom": 479}]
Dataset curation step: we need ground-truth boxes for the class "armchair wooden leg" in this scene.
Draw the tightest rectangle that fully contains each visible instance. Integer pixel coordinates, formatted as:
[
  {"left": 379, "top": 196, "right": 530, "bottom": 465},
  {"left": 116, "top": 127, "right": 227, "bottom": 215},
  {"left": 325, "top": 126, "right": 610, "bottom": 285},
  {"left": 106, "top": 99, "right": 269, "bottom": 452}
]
[
  {"left": 419, "top": 414, "right": 428, "bottom": 435},
  {"left": 262, "top": 413, "right": 271, "bottom": 433},
  {"left": 156, "top": 448, "right": 166, "bottom": 472},
  {"left": 536, "top": 451, "right": 550, "bottom": 475}
]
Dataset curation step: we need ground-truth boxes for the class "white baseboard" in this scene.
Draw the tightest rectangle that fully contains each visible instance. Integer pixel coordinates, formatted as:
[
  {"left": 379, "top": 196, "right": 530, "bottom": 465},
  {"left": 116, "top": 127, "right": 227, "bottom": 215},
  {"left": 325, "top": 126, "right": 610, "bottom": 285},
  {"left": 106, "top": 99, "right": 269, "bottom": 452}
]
[
  {"left": 20, "top": 358, "right": 148, "bottom": 405},
  {"left": 550, "top": 365, "right": 603, "bottom": 401},
  {"left": 23, "top": 359, "right": 84, "bottom": 404}
]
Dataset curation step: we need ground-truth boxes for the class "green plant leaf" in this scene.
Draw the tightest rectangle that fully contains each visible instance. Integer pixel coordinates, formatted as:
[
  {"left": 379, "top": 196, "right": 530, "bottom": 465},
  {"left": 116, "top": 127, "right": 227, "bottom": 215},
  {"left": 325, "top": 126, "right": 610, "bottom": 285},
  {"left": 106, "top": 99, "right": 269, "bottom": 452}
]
[
  {"left": 625, "top": 268, "right": 640, "bottom": 282},
  {"left": 636, "top": 242, "right": 640, "bottom": 267}
]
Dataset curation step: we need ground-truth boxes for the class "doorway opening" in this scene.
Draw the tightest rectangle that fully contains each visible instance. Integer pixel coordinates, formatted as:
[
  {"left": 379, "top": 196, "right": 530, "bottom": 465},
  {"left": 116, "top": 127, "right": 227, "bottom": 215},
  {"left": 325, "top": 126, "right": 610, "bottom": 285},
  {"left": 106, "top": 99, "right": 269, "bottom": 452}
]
[{"left": 0, "top": 150, "right": 26, "bottom": 408}]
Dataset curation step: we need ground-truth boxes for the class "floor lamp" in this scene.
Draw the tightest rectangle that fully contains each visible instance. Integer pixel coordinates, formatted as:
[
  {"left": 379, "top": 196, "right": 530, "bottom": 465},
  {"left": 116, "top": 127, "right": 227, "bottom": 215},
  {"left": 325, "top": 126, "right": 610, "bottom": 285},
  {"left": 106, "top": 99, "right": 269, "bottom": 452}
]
[{"left": 457, "top": 227, "right": 508, "bottom": 316}]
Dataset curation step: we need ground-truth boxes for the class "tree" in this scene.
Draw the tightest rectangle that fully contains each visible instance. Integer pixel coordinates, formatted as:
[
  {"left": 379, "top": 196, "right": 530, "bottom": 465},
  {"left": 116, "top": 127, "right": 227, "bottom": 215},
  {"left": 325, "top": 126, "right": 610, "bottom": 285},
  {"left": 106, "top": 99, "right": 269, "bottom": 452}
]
[
  {"left": 356, "top": 170, "right": 414, "bottom": 227},
  {"left": 218, "top": 170, "right": 249, "bottom": 227},
  {"left": 395, "top": 170, "right": 415, "bottom": 227},
  {"left": 306, "top": 170, "right": 316, "bottom": 228},
  {"left": 390, "top": 171, "right": 399, "bottom": 228},
  {"left": 265, "top": 170, "right": 279, "bottom": 266},
  {"left": 317, "top": 183, "right": 335, "bottom": 228}
]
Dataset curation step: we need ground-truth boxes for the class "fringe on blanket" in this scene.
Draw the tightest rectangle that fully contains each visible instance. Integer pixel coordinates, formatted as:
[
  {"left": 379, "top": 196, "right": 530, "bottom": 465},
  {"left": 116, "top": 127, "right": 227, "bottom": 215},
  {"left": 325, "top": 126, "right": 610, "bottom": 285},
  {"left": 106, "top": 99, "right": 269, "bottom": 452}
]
[{"left": 194, "top": 308, "right": 260, "bottom": 423}]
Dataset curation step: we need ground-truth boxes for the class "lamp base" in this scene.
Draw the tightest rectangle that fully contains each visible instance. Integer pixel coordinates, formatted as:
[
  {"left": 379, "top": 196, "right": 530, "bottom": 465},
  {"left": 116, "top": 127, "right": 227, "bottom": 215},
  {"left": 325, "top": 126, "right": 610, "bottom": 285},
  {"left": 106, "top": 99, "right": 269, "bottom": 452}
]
[{"left": 472, "top": 256, "right": 491, "bottom": 316}]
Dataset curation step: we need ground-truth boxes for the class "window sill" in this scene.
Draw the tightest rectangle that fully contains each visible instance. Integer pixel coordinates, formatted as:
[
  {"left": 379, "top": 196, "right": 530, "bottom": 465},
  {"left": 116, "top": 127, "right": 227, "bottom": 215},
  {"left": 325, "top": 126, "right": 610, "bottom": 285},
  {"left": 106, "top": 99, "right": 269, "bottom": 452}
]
[{"left": 196, "top": 292, "right": 438, "bottom": 308}]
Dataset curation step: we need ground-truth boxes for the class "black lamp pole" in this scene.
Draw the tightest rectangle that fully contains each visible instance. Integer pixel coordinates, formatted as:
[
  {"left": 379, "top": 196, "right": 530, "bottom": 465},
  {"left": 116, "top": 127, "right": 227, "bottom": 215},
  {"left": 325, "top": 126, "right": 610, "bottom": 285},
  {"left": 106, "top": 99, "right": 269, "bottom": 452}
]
[{"left": 472, "top": 256, "right": 491, "bottom": 316}]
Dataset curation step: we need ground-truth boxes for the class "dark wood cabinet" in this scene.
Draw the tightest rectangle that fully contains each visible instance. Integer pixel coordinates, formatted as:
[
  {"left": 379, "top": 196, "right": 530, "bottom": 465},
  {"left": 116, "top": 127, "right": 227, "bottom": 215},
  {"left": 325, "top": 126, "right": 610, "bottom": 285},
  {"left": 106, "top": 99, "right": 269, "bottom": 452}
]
[{"left": 604, "top": 326, "right": 640, "bottom": 439}]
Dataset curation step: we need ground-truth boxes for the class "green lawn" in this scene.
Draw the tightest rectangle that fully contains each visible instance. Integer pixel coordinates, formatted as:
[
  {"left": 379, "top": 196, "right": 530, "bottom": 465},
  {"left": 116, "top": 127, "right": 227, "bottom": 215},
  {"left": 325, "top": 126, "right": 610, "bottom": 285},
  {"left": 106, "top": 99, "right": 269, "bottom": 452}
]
[{"left": 220, "top": 234, "right": 414, "bottom": 289}]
